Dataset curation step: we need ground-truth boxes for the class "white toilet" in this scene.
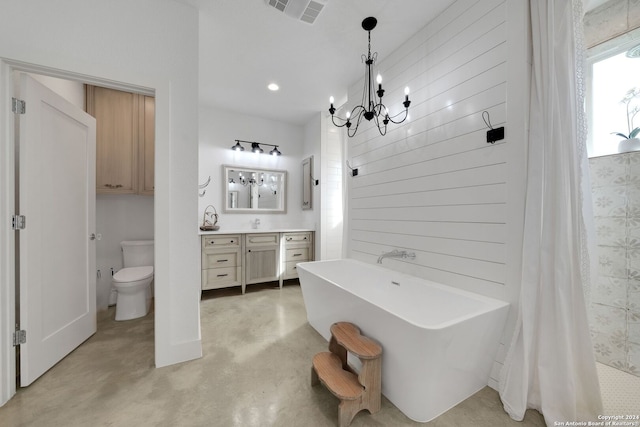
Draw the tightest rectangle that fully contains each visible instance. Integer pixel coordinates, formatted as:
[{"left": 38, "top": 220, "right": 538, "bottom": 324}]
[{"left": 113, "top": 240, "right": 154, "bottom": 321}]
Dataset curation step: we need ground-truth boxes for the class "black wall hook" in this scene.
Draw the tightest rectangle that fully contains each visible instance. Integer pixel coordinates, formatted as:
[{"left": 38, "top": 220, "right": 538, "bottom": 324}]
[{"left": 482, "top": 111, "right": 504, "bottom": 144}]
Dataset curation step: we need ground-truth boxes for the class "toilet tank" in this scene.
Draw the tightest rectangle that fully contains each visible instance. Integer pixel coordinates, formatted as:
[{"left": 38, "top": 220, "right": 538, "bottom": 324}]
[{"left": 121, "top": 240, "right": 154, "bottom": 268}]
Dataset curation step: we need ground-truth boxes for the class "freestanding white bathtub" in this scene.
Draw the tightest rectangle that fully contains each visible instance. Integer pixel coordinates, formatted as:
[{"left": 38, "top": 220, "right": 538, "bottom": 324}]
[{"left": 297, "top": 259, "right": 510, "bottom": 423}]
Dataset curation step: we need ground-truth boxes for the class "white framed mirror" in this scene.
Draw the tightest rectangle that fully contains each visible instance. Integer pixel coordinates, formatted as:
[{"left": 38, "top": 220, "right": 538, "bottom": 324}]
[{"left": 223, "top": 165, "right": 287, "bottom": 213}]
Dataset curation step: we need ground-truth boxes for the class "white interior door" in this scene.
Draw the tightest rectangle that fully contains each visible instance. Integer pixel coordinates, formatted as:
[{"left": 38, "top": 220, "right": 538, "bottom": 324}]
[{"left": 17, "top": 74, "right": 97, "bottom": 386}]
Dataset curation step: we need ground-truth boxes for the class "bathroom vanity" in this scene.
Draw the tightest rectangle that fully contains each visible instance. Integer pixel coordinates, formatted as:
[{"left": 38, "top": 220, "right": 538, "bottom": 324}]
[{"left": 200, "top": 230, "right": 314, "bottom": 294}]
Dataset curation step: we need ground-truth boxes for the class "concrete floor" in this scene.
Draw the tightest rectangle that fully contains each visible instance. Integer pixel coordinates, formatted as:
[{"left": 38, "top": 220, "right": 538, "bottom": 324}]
[{"left": 0, "top": 282, "right": 546, "bottom": 427}]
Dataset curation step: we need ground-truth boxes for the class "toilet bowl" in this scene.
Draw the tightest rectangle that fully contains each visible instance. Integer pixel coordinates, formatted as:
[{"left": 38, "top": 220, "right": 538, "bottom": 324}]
[
  {"left": 113, "top": 240, "right": 154, "bottom": 321},
  {"left": 113, "top": 266, "right": 154, "bottom": 320}
]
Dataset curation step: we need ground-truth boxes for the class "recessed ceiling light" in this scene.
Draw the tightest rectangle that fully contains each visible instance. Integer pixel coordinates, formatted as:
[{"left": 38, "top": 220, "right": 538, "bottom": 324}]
[{"left": 268, "top": 83, "right": 279, "bottom": 91}]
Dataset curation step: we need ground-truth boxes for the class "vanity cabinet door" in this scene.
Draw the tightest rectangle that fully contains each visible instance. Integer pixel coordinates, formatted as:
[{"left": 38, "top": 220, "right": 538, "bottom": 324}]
[{"left": 245, "top": 233, "right": 280, "bottom": 285}]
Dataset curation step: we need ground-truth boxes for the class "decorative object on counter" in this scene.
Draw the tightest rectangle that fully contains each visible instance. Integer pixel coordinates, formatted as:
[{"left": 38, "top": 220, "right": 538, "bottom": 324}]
[
  {"left": 612, "top": 87, "right": 640, "bottom": 153},
  {"left": 200, "top": 205, "right": 220, "bottom": 231},
  {"left": 231, "top": 139, "right": 282, "bottom": 156},
  {"left": 199, "top": 176, "right": 211, "bottom": 197},
  {"left": 328, "top": 17, "right": 410, "bottom": 138}
]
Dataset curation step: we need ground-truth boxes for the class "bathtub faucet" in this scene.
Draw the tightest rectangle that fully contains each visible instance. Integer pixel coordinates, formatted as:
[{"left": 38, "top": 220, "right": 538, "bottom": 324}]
[{"left": 377, "top": 249, "right": 416, "bottom": 264}]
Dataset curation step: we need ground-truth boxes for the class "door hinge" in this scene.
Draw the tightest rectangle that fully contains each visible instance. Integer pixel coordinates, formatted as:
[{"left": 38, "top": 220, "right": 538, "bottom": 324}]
[
  {"left": 12, "top": 97, "right": 26, "bottom": 114},
  {"left": 12, "top": 215, "right": 26, "bottom": 230},
  {"left": 13, "top": 330, "right": 26, "bottom": 346}
]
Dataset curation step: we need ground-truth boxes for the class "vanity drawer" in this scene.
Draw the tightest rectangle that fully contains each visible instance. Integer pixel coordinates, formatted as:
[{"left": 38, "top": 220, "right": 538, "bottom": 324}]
[
  {"left": 202, "top": 235, "right": 240, "bottom": 249},
  {"left": 283, "top": 260, "right": 302, "bottom": 279},
  {"left": 202, "top": 266, "right": 240, "bottom": 290},
  {"left": 202, "top": 251, "right": 239, "bottom": 269},
  {"left": 285, "top": 247, "right": 309, "bottom": 262},
  {"left": 283, "top": 232, "right": 311, "bottom": 243},
  {"left": 246, "top": 233, "right": 279, "bottom": 246}
]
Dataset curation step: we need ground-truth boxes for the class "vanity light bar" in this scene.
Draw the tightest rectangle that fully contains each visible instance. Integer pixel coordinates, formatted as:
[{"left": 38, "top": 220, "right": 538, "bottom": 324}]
[{"left": 231, "top": 139, "right": 282, "bottom": 156}]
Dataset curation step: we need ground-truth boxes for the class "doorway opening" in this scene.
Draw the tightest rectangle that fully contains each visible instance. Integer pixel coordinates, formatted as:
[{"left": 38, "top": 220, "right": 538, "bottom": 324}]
[{"left": 10, "top": 67, "right": 155, "bottom": 389}]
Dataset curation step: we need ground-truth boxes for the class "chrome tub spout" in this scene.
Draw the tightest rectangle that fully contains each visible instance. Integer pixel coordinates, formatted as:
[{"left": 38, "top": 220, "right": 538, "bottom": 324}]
[{"left": 377, "top": 249, "right": 416, "bottom": 264}]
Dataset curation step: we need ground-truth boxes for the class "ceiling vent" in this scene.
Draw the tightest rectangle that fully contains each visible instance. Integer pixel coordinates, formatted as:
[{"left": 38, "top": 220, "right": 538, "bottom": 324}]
[{"left": 266, "top": 0, "right": 328, "bottom": 24}]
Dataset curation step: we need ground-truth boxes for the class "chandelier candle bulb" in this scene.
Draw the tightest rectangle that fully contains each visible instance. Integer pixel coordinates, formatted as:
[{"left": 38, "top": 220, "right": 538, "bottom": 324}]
[
  {"left": 403, "top": 87, "right": 411, "bottom": 109},
  {"left": 377, "top": 74, "right": 385, "bottom": 98}
]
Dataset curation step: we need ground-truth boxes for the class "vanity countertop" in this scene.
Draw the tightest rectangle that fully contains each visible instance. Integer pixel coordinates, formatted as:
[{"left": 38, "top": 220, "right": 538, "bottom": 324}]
[{"left": 198, "top": 228, "right": 315, "bottom": 235}]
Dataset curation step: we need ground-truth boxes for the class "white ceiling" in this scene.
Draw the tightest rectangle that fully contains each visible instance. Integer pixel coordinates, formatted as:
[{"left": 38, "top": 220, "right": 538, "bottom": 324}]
[
  {"left": 174, "top": 0, "right": 456, "bottom": 126},
  {"left": 176, "top": 0, "right": 611, "bottom": 127}
]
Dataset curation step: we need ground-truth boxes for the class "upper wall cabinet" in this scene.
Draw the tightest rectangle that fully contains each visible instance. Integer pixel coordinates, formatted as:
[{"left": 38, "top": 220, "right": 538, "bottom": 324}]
[{"left": 85, "top": 85, "right": 154, "bottom": 195}]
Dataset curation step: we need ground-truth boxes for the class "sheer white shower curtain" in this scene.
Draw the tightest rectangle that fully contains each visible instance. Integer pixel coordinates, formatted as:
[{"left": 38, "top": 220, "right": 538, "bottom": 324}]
[{"left": 499, "top": 0, "right": 602, "bottom": 424}]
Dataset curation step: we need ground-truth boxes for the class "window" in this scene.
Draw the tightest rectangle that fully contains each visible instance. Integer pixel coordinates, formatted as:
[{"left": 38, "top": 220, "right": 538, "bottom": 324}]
[{"left": 587, "top": 38, "right": 640, "bottom": 157}]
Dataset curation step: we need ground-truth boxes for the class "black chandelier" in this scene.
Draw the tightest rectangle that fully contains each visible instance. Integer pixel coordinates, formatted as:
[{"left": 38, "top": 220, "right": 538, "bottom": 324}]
[{"left": 329, "top": 17, "right": 411, "bottom": 138}]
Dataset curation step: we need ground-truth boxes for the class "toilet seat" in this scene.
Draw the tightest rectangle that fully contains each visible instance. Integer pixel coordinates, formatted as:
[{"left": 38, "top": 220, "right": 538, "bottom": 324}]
[{"left": 113, "top": 266, "right": 154, "bottom": 284}]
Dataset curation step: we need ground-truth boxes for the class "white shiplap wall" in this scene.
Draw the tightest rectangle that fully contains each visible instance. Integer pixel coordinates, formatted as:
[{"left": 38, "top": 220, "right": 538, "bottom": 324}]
[
  {"left": 347, "top": 0, "right": 507, "bottom": 290},
  {"left": 343, "top": 0, "right": 528, "bottom": 390}
]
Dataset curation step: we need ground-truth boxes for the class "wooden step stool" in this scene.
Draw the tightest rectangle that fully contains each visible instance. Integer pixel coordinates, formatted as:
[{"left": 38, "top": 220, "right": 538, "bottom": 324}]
[{"left": 311, "top": 322, "right": 382, "bottom": 427}]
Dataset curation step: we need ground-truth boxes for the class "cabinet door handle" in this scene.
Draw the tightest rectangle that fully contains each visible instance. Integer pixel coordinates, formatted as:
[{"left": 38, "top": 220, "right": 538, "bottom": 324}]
[
  {"left": 217, "top": 259, "right": 228, "bottom": 262},
  {"left": 216, "top": 274, "right": 228, "bottom": 277},
  {"left": 293, "top": 253, "right": 302, "bottom": 257},
  {"left": 230, "top": 240, "right": 234, "bottom": 243},
  {"left": 248, "top": 250, "right": 251, "bottom": 253},
  {"left": 286, "top": 237, "right": 292, "bottom": 241}
]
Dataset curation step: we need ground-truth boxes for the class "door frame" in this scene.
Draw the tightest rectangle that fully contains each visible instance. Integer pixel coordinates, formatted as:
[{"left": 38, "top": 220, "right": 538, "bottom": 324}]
[{"left": 0, "top": 58, "right": 155, "bottom": 405}]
